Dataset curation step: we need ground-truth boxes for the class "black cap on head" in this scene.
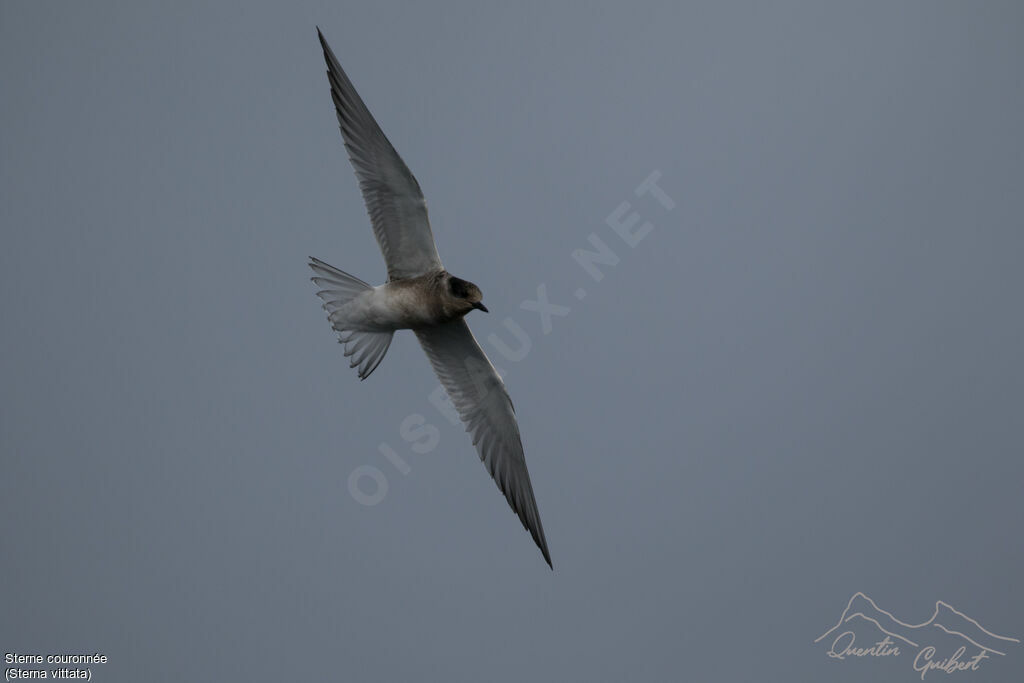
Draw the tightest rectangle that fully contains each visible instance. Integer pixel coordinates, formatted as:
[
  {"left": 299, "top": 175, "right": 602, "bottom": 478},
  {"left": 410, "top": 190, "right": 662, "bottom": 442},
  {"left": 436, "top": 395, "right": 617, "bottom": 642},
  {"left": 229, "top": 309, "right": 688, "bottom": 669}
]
[{"left": 449, "top": 276, "right": 472, "bottom": 298}]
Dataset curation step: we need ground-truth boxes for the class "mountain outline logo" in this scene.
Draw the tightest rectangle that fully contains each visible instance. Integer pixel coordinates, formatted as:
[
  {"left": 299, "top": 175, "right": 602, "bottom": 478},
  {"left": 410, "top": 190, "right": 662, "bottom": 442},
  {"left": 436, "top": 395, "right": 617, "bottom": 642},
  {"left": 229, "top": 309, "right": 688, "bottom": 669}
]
[{"left": 815, "top": 591, "right": 1019, "bottom": 679}]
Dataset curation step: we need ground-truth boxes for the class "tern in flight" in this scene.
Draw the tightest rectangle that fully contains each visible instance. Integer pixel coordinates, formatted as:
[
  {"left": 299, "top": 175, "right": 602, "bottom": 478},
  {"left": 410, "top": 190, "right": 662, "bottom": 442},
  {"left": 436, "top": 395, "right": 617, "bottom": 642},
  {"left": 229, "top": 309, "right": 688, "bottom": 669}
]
[{"left": 309, "top": 29, "right": 552, "bottom": 568}]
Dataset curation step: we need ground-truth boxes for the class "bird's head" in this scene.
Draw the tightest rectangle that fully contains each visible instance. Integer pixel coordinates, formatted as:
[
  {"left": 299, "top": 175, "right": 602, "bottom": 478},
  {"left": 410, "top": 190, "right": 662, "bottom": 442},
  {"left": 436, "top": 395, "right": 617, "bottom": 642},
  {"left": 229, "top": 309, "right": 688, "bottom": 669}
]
[{"left": 446, "top": 274, "right": 488, "bottom": 315}]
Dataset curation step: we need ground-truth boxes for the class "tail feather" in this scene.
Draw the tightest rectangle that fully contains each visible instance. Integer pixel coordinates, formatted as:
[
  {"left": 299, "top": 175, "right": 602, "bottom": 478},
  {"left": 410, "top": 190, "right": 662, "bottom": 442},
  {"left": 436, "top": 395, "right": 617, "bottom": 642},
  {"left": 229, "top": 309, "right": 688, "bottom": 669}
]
[
  {"left": 310, "top": 256, "right": 372, "bottom": 294},
  {"left": 309, "top": 257, "right": 393, "bottom": 380},
  {"left": 341, "top": 330, "right": 392, "bottom": 379}
]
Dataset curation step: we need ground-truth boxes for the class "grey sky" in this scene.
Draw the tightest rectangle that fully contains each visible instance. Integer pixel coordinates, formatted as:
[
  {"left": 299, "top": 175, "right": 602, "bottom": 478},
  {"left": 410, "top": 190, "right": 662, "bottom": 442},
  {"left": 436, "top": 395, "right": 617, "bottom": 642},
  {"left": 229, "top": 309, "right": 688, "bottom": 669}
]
[{"left": 2, "top": 2, "right": 1022, "bottom": 682}]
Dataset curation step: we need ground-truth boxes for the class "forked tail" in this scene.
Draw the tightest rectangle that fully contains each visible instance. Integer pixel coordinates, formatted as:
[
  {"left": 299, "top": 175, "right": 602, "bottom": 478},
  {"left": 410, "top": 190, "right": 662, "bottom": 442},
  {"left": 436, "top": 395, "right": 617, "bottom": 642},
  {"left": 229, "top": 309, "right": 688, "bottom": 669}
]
[{"left": 309, "top": 257, "right": 393, "bottom": 380}]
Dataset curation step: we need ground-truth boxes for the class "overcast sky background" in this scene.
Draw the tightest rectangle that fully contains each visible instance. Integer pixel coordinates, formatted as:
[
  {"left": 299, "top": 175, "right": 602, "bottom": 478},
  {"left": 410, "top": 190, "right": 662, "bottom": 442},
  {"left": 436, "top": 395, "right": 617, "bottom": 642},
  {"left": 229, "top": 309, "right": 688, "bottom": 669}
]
[{"left": 2, "top": 2, "right": 1022, "bottom": 682}]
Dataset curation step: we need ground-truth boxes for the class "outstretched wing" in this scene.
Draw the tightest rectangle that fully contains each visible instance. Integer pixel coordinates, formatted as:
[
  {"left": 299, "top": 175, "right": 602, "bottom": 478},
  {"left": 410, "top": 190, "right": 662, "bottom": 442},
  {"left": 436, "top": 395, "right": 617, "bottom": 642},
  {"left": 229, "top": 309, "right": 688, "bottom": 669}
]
[
  {"left": 318, "top": 29, "right": 444, "bottom": 280},
  {"left": 415, "top": 319, "right": 552, "bottom": 568}
]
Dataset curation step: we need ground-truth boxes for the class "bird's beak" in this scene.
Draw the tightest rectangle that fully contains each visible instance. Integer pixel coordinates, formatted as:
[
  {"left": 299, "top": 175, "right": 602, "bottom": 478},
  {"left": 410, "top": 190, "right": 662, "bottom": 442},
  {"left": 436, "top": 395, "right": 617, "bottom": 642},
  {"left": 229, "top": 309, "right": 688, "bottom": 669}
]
[{"left": 472, "top": 302, "right": 489, "bottom": 313}]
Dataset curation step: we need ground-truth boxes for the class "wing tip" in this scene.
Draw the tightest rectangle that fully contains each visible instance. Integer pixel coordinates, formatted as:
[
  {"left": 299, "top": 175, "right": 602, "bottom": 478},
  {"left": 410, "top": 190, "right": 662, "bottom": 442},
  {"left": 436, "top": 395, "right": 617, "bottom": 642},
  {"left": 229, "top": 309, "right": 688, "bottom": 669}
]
[{"left": 536, "top": 530, "right": 553, "bottom": 569}]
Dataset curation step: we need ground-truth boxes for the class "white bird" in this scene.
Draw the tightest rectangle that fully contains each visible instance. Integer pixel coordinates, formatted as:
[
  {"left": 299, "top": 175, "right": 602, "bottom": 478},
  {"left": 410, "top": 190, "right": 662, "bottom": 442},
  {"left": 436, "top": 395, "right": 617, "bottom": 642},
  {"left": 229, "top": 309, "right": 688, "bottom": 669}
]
[{"left": 310, "top": 29, "right": 552, "bottom": 568}]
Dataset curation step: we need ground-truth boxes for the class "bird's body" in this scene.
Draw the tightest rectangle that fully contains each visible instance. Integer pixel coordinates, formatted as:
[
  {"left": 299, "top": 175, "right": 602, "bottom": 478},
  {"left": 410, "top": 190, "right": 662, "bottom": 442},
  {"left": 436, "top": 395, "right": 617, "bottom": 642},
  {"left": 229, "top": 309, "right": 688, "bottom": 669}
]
[
  {"left": 364, "top": 277, "right": 443, "bottom": 329},
  {"left": 323, "top": 271, "right": 480, "bottom": 332},
  {"left": 310, "top": 29, "right": 552, "bottom": 567}
]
